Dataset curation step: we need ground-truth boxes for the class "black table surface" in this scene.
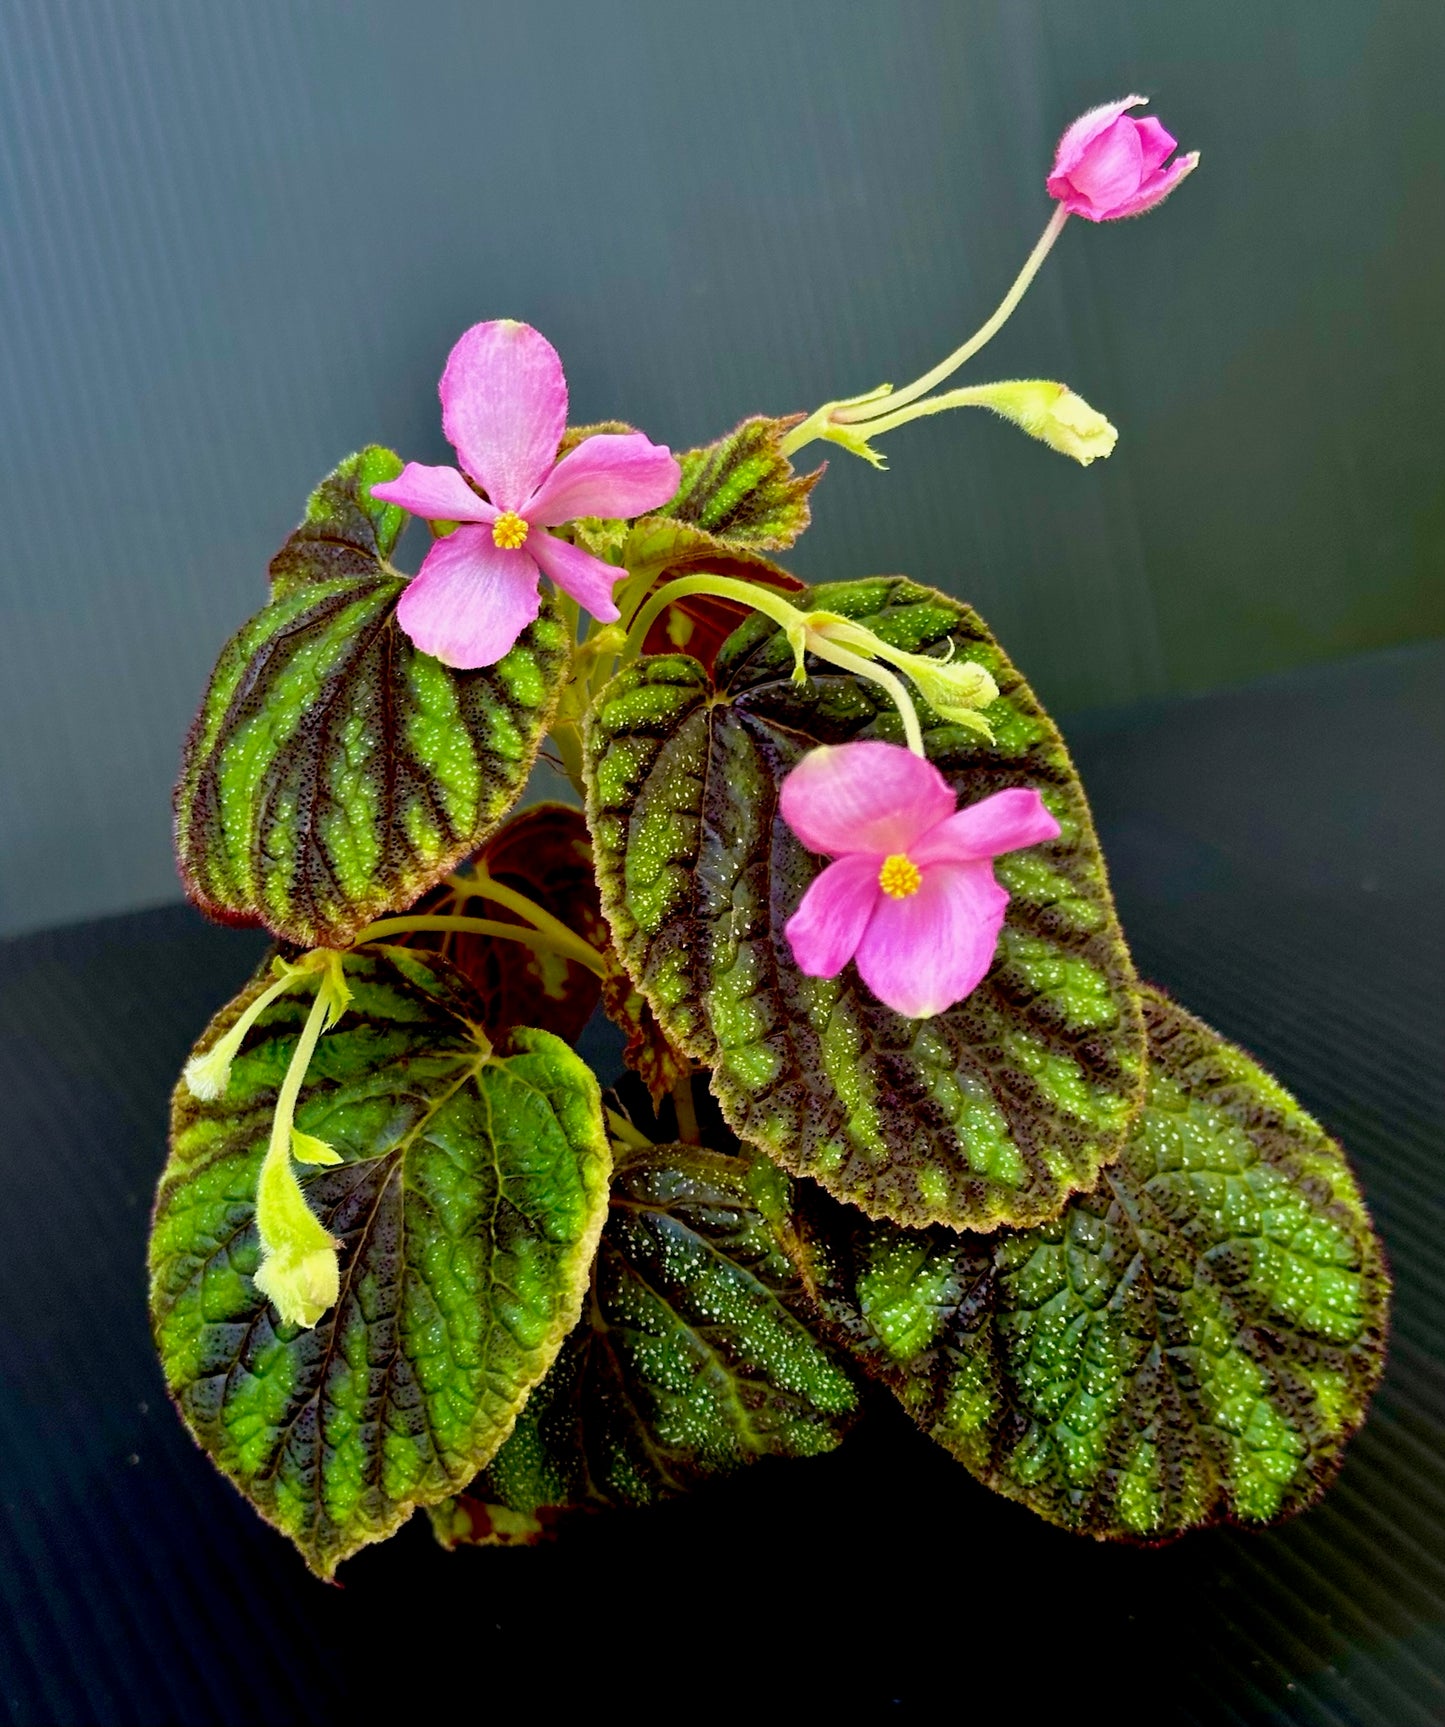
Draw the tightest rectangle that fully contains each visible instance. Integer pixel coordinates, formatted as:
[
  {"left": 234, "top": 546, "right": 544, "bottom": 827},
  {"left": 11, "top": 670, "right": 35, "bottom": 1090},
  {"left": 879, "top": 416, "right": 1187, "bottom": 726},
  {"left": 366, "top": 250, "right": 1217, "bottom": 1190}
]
[{"left": 3, "top": 640, "right": 1443, "bottom": 1726}]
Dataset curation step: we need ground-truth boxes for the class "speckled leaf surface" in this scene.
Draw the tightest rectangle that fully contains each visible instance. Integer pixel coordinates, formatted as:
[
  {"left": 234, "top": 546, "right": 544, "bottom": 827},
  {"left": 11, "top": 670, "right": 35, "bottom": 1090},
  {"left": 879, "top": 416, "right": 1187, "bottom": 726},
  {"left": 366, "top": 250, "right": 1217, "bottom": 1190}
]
[
  {"left": 432, "top": 1141, "right": 857, "bottom": 1541},
  {"left": 175, "top": 448, "right": 570, "bottom": 948},
  {"left": 656, "top": 415, "right": 820, "bottom": 550},
  {"left": 794, "top": 988, "right": 1389, "bottom": 1541},
  {"left": 149, "top": 945, "right": 611, "bottom": 1577},
  {"left": 397, "top": 803, "right": 606, "bottom": 1042},
  {"left": 585, "top": 577, "right": 1145, "bottom": 1233}
]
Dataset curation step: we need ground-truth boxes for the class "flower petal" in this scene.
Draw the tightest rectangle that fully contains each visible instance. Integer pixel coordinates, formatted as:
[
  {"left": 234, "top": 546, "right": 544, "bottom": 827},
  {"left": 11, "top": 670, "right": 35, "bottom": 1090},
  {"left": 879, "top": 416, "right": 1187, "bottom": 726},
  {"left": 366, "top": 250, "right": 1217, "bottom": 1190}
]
[
  {"left": 778, "top": 741, "right": 954, "bottom": 859},
  {"left": 395, "top": 526, "right": 542, "bottom": 668},
  {"left": 528, "top": 528, "right": 624, "bottom": 622},
  {"left": 1108, "top": 150, "right": 1200, "bottom": 218},
  {"left": 1049, "top": 94, "right": 1146, "bottom": 179},
  {"left": 525, "top": 433, "right": 681, "bottom": 527},
  {"left": 911, "top": 786, "right": 1061, "bottom": 867},
  {"left": 369, "top": 462, "right": 496, "bottom": 523},
  {"left": 1059, "top": 115, "right": 1144, "bottom": 213},
  {"left": 855, "top": 859, "right": 1008, "bottom": 1019},
  {"left": 440, "top": 320, "right": 567, "bottom": 511},
  {"left": 1132, "top": 115, "right": 1178, "bottom": 175},
  {"left": 784, "top": 853, "right": 881, "bottom": 978}
]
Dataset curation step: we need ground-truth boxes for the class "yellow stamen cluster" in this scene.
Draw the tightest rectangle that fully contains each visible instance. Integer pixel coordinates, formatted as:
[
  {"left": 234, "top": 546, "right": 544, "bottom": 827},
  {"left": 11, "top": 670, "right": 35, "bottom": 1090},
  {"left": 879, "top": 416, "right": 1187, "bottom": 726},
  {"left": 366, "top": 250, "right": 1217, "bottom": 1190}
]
[
  {"left": 491, "top": 510, "right": 530, "bottom": 550},
  {"left": 878, "top": 853, "right": 922, "bottom": 899}
]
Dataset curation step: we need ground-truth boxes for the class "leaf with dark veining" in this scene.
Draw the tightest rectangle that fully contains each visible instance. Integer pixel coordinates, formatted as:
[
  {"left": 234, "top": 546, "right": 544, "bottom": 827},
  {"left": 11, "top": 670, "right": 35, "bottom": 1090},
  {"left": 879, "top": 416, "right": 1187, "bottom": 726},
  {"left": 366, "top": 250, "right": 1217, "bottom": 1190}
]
[
  {"left": 585, "top": 577, "right": 1146, "bottom": 1233},
  {"left": 149, "top": 945, "right": 610, "bottom": 1577},
  {"left": 792, "top": 988, "right": 1390, "bottom": 1541}
]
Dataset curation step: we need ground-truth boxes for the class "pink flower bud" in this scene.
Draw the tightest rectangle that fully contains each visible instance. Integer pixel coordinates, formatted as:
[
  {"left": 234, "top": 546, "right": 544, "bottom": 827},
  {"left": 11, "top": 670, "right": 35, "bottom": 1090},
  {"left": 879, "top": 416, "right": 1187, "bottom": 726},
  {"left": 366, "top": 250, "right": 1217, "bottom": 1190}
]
[{"left": 1047, "top": 96, "right": 1198, "bottom": 221}]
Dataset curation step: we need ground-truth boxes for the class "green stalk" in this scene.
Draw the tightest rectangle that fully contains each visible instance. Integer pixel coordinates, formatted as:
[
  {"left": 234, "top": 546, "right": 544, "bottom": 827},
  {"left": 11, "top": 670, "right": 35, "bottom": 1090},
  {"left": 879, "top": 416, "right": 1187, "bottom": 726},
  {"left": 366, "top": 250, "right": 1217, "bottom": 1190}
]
[{"left": 354, "top": 913, "right": 605, "bottom": 976}]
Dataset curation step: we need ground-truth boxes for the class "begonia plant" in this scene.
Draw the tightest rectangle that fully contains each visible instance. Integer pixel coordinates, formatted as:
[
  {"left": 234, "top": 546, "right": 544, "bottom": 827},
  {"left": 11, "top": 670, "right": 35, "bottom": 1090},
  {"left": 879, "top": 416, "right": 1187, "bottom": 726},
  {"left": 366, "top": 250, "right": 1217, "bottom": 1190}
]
[{"left": 150, "top": 99, "right": 1389, "bottom": 1578}]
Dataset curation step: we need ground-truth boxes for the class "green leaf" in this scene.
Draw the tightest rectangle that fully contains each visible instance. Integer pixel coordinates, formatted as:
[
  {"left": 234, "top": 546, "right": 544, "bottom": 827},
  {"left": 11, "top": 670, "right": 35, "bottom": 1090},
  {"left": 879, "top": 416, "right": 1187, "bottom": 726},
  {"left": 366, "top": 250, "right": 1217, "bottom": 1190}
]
[
  {"left": 148, "top": 944, "right": 612, "bottom": 1577},
  {"left": 585, "top": 576, "right": 1146, "bottom": 1233},
  {"left": 267, "top": 444, "right": 408, "bottom": 600},
  {"left": 793, "top": 987, "right": 1390, "bottom": 1541},
  {"left": 432, "top": 1140, "right": 857, "bottom": 1539},
  {"left": 175, "top": 448, "right": 571, "bottom": 948},
  {"left": 657, "top": 415, "right": 820, "bottom": 550}
]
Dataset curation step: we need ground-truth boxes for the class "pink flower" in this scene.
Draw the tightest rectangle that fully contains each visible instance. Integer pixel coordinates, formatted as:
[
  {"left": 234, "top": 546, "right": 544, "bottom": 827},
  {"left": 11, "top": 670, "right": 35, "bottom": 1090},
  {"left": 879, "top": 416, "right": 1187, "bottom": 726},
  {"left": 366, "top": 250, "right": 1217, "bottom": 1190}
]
[
  {"left": 1047, "top": 96, "right": 1198, "bottom": 221},
  {"left": 372, "top": 320, "right": 680, "bottom": 668},
  {"left": 779, "top": 741, "right": 1060, "bottom": 1019}
]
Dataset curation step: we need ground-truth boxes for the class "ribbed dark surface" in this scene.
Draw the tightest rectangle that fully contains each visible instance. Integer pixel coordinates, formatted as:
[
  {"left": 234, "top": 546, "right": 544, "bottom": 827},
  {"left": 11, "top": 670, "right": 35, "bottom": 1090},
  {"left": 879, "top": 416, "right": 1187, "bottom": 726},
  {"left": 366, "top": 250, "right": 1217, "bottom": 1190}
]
[{"left": 1, "top": 640, "right": 1441, "bottom": 1724}]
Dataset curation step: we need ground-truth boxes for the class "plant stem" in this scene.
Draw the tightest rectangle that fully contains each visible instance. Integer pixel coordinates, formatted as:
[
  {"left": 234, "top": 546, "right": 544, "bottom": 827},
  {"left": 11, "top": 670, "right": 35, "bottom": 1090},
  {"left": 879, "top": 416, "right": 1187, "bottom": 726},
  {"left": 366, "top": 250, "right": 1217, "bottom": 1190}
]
[
  {"left": 451, "top": 870, "right": 600, "bottom": 961},
  {"left": 778, "top": 205, "right": 1070, "bottom": 462},
  {"left": 671, "top": 1073, "right": 701, "bottom": 1145},
  {"left": 835, "top": 205, "right": 1070, "bottom": 424},
  {"left": 352, "top": 914, "right": 605, "bottom": 976},
  {"left": 811, "top": 640, "right": 927, "bottom": 757},
  {"left": 833, "top": 383, "right": 1000, "bottom": 442},
  {"left": 621, "top": 573, "right": 804, "bottom": 663},
  {"left": 264, "top": 980, "right": 334, "bottom": 1174},
  {"left": 605, "top": 1107, "right": 652, "bottom": 1150}
]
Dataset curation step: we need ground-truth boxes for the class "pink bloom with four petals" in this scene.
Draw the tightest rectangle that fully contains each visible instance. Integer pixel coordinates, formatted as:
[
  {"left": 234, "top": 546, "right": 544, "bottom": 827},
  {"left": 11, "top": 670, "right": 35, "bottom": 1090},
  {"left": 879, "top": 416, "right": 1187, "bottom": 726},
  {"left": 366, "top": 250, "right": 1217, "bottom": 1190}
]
[
  {"left": 780, "top": 741, "right": 1060, "bottom": 1020},
  {"left": 1046, "top": 96, "right": 1198, "bottom": 221},
  {"left": 373, "top": 320, "right": 681, "bottom": 668}
]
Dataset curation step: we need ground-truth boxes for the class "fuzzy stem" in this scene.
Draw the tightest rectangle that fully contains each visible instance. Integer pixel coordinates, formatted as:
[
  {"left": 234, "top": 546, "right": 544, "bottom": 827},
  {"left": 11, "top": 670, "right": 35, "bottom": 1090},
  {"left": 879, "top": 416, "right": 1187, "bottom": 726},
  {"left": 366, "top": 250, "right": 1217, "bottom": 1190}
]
[
  {"left": 834, "top": 383, "right": 1005, "bottom": 442},
  {"left": 264, "top": 982, "right": 334, "bottom": 1176},
  {"left": 809, "top": 640, "right": 927, "bottom": 757},
  {"left": 451, "top": 870, "right": 601, "bottom": 962},
  {"left": 834, "top": 206, "right": 1069, "bottom": 424},
  {"left": 352, "top": 913, "right": 605, "bottom": 976},
  {"left": 620, "top": 573, "right": 806, "bottom": 664}
]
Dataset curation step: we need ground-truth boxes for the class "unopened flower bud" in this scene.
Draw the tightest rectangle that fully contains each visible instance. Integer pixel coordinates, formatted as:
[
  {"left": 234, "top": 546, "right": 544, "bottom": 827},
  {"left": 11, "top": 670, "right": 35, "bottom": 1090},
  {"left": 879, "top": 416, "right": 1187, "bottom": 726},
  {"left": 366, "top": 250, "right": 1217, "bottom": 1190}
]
[
  {"left": 254, "top": 1242, "right": 340, "bottom": 1330},
  {"left": 905, "top": 656, "right": 1000, "bottom": 733},
  {"left": 970, "top": 380, "right": 1118, "bottom": 467},
  {"left": 1048, "top": 96, "right": 1198, "bottom": 221}
]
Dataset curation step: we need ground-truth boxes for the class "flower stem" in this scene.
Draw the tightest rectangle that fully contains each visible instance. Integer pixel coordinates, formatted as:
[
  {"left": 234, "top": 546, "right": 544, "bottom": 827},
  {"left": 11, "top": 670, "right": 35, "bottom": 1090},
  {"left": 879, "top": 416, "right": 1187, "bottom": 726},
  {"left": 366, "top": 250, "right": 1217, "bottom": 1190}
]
[
  {"left": 264, "top": 980, "right": 335, "bottom": 1179},
  {"left": 252, "top": 974, "right": 343, "bottom": 1326},
  {"left": 619, "top": 572, "right": 929, "bottom": 755},
  {"left": 810, "top": 639, "right": 927, "bottom": 757},
  {"left": 621, "top": 572, "right": 805, "bottom": 663},
  {"left": 352, "top": 913, "right": 605, "bottom": 976},
  {"left": 183, "top": 962, "right": 306, "bottom": 1099},
  {"left": 779, "top": 205, "right": 1070, "bottom": 460},
  {"left": 832, "top": 383, "right": 1001, "bottom": 442},
  {"left": 450, "top": 869, "right": 600, "bottom": 962},
  {"left": 838, "top": 206, "right": 1069, "bottom": 423}
]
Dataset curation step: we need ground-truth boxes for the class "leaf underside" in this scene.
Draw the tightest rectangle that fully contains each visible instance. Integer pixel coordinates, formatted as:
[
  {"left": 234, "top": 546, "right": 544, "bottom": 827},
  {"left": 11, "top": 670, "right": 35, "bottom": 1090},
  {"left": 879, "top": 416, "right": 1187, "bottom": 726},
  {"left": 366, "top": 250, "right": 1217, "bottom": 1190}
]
[
  {"left": 585, "top": 576, "right": 1146, "bottom": 1233},
  {"left": 432, "top": 1140, "right": 857, "bottom": 1544},
  {"left": 175, "top": 447, "right": 570, "bottom": 948},
  {"left": 794, "top": 987, "right": 1390, "bottom": 1542},
  {"left": 628, "top": 516, "right": 805, "bottom": 671},
  {"left": 397, "top": 802, "right": 606, "bottom": 1043},
  {"left": 149, "top": 945, "right": 612, "bottom": 1577}
]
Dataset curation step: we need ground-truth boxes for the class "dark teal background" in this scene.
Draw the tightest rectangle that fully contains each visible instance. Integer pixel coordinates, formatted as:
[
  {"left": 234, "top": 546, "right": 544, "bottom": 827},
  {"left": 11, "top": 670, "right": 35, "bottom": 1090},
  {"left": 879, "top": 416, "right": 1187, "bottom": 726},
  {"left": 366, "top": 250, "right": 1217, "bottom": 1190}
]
[{"left": 2, "top": 0, "right": 1442, "bottom": 934}]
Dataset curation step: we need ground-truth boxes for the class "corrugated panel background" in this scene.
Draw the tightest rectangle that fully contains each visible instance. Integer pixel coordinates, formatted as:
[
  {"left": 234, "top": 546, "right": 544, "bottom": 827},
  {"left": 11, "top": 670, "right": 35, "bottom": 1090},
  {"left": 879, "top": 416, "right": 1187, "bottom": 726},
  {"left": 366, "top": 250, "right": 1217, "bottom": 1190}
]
[
  {"left": 1, "top": 0, "right": 1442, "bottom": 937},
  {"left": 1, "top": 640, "right": 1440, "bottom": 1725}
]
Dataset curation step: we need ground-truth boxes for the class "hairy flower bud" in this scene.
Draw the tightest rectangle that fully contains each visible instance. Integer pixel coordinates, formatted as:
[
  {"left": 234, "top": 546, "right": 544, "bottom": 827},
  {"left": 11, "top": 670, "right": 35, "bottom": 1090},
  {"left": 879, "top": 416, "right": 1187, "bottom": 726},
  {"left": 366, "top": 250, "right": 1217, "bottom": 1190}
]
[
  {"left": 969, "top": 380, "right": 1118, "bottom": 467},
  {"left": 904, "top": 655, "right": 1000, "bottom": 732},
  {"left": 1048, "top": 96, "right": 1198, "bottom": 221}
]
